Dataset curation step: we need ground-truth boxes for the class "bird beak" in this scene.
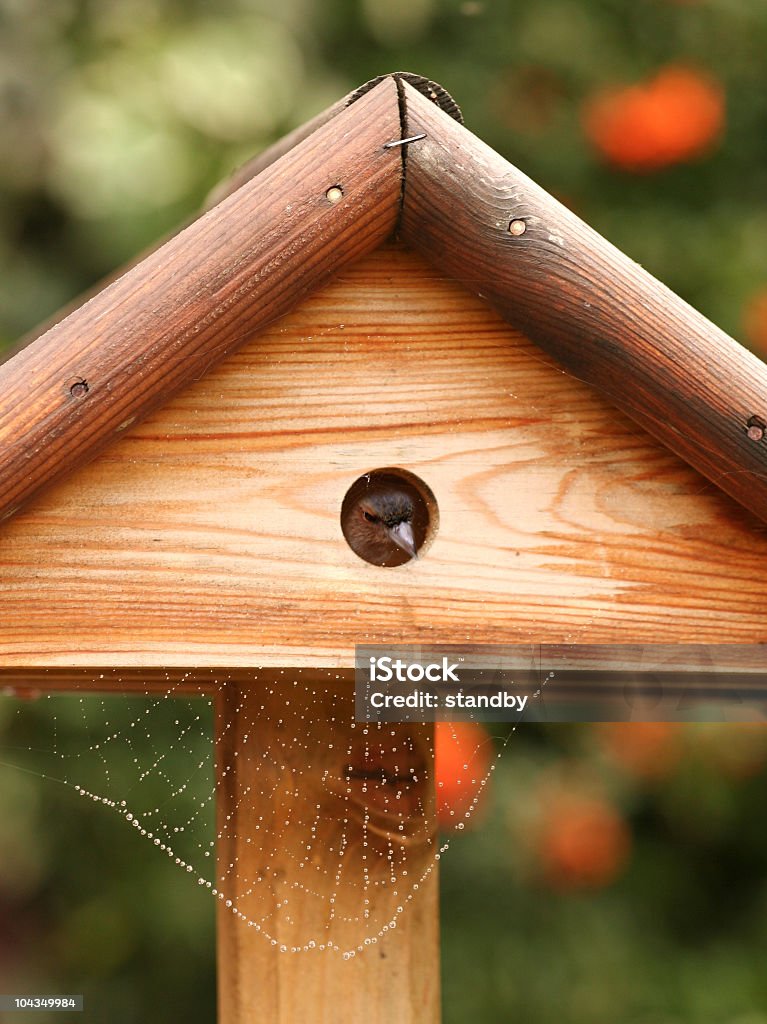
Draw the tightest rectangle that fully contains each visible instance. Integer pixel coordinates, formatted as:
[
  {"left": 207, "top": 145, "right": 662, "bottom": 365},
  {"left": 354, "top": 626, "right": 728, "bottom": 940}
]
[{"left": 388, "top": 521, "right": 417, "bottom": 559}]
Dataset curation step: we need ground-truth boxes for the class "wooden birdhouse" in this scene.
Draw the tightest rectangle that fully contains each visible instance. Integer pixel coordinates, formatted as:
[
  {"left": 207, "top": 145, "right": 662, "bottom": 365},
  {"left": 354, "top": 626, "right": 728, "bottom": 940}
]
[{"left": 2, "top": 72, "right": 767, "bottom": 1023}]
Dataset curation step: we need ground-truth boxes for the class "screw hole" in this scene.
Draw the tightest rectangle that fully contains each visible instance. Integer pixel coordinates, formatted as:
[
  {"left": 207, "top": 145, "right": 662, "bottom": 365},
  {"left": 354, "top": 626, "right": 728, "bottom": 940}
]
[
  {"left": 746, "top": 415, "right": 765, "bottom": 442},
  {"left": 325, "top": 185, "right": 344, "bottom": 204}
]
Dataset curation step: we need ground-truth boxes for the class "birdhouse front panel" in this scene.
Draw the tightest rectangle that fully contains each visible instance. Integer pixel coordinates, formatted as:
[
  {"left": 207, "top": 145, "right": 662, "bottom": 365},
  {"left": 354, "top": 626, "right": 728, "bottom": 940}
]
[{"left": 1, "top": 243, "right": 766, "bottom": 668}]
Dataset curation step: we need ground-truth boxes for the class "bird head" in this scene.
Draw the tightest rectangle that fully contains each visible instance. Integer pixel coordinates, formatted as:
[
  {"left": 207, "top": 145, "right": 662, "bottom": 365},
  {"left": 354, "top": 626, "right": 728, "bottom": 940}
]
[
  {"left": 360, "top": 491, "right": 417, "bottom": 557},
  {"left": 345, "top": 485, "right": 419, "bottom": 566}
]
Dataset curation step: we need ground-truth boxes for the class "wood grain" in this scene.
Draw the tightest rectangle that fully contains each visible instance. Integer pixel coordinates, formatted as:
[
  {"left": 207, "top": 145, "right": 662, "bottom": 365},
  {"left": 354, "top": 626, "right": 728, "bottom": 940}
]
[
  {"left": 215, "top": 677, "right": 439, "bottom": 1024},
  {"left": 203, "top": 95, "right": 354, "bottom": 211},
  {"left": 399, "top": 81, "right": 767, "bottom": 526},
  {"left": 0, "top": 78, "right": 401, "bottom": 523},
  {"left": 2, "top": 245, "right": 767, "bottom": 667},
  {"left": 0, "top": 667, "right": 219, "bottom": 695},
  {"left": 204, "top": 72, "right": 461, "bottom": 210}
]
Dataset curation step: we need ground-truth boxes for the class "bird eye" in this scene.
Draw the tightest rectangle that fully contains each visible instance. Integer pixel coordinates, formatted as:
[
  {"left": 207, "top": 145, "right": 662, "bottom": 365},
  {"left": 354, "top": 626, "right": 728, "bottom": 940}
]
[{"left": 362, "top": 510, "right": 379, "bottom": 523}]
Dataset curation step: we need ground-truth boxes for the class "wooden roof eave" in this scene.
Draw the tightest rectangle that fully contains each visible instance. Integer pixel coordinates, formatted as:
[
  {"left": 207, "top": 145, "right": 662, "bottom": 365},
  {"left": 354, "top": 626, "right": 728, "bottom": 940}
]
[
  {"left": 398, "top": 81, "right": 767, "bottom": 526},
  {"left": 0, "top": 77, "right": 403, "bottom": 523},
  {"left": 2, "top": 73, "right": 767, "bottom": 529}
]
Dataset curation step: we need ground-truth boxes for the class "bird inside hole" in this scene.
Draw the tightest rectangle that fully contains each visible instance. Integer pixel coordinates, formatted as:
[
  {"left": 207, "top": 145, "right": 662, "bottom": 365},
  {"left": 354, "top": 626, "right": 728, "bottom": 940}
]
[{"left": 341, "top": 470, "right": 430, "bottom": 567}]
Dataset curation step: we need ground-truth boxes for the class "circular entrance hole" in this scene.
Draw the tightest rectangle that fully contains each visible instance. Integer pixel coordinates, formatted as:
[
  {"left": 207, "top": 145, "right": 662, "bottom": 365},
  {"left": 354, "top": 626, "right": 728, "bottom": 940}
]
[{"left": 340, "top": 468, "right": 438, "bottom": 567}]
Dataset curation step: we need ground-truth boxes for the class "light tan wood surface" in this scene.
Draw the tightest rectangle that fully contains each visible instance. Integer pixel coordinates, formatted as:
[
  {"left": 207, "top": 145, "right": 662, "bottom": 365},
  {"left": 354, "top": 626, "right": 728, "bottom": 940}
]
[
  {"left": 215, "top": 678, "right": 439, "bottom": 1024},
  {"left": 2, "top": 244, "right": 766, "bottom": 667}
]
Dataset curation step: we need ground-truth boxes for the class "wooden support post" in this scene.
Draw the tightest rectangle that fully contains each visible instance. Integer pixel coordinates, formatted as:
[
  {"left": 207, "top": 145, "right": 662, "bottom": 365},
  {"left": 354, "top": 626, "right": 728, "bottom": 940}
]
[{"left": 215, "top": 678, "right": 440, "bottom": 1024}]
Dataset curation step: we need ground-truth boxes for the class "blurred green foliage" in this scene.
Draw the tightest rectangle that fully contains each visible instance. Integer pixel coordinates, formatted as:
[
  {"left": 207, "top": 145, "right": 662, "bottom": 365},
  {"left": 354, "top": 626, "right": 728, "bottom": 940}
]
[
  {"left": 2, "top": 1, "right": 767, "bottom": 1021},
  {"left": 0, "top": 693, "right": 215, "bottom": 1023},
  {"left": 442, "top": 722, "right": 767, "bottom": 1024}
]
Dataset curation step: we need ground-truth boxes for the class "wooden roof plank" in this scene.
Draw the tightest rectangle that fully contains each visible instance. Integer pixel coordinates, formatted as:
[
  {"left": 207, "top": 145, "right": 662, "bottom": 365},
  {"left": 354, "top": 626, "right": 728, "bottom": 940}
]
[
  {"left": 0, "top": 77, "right": 402, "bottom": 524},
  {"left": 399, "top": 80, "right": 767, "bottom": 525}
]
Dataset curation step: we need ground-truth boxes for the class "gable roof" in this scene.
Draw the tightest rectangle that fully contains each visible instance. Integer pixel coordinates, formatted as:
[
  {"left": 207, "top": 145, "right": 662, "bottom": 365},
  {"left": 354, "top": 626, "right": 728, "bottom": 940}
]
[{"left": 1, "top": 71, "right": 766, "bottom": 527}]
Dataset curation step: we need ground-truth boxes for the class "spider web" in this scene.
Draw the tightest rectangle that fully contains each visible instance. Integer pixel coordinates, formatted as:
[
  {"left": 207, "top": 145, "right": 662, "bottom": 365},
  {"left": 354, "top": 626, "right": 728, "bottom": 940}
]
[{"left": 0, "top": 669, "right": 509, "bottom": 958}]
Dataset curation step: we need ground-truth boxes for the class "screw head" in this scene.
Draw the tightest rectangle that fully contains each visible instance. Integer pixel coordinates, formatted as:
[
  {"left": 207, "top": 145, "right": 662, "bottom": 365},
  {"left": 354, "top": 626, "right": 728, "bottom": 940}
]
[{"left": 508, "top": 219, "right": 527, "bottom": 237}]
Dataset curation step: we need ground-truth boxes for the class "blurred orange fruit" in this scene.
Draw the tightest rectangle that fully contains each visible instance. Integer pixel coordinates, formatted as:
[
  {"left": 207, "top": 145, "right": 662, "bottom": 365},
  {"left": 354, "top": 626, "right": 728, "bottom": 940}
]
[
  {"left": 582, "top": 65, "right": 725, "bottom": 171},
  {"left": 596, "top": 722, "right": 683, "bottom": 780},
  {"left": 743, "top": 288, "right": 767, "bottom": 356},
  {"left": 434, "top": 721, "right": 492, "bottom": 830},
  {"left": 537, "top": 791, "right": 631, "bottom": 890}
]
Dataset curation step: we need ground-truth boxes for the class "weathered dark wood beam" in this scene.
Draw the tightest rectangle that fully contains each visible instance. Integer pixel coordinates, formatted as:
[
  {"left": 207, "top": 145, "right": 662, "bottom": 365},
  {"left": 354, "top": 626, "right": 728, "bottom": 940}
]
[
  {"left": 0, "top": 79, "right": 402, "bottom": 523},
  {"left": 400, "top": 80, "right": 767, "bottom": 525}
]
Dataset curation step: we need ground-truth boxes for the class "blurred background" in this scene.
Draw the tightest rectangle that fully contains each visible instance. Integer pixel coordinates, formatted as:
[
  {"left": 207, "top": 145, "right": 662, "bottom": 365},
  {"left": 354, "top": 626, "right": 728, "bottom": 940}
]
[
  {"left": 438, "top": 720, "right": 767, "bottom": 1024},
  {"left": 2, "top": 0, "right": 767, "bottom": 1021}
]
